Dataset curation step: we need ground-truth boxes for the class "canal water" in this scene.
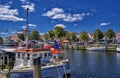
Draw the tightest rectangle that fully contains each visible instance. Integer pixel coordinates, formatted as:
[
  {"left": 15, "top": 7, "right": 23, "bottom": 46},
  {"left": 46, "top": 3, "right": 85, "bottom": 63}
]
[
  {"left": 1, "top": 48, "right": 120, "bottom": 78},
  {"left": 64, "top": 50, "right": 120, "bottom": 78}
]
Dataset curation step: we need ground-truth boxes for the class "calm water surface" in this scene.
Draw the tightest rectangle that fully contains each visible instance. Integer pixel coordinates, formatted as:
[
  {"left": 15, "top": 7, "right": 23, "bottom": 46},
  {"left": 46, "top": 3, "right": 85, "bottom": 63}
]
[
  {"left": 1, "top": 48, "right": 120, "bottom": 78},
  {"left": 64, "top": 50, "right": 120, "bottom": 78}
]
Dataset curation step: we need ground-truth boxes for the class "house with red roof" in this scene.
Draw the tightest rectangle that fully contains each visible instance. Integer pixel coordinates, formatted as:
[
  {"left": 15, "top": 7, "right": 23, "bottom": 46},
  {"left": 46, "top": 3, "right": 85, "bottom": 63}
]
[{"left": 87, "top": 33, "right": 93, "bottom": 39}]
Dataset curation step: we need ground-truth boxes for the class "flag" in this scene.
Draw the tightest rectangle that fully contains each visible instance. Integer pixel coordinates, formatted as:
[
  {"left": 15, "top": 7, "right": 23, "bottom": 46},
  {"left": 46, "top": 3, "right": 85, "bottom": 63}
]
[
  {"left": 50, "top": 40, "right": 61, "bottom": 54},
  {"left": 54, "top": 40, "right": 60, "bottom": 50}
]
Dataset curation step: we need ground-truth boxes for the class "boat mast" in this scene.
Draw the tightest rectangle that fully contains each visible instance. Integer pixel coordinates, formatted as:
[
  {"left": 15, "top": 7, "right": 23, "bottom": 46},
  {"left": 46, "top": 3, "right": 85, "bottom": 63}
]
[{"left": 25, "top": 8, "right": 29, "bottom": 48}]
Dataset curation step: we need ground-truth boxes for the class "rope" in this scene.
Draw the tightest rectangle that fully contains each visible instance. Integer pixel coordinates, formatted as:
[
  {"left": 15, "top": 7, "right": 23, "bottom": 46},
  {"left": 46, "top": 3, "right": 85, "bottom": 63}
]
[
  {"left": 55, "top": 63, "right": 61, "bottom": 78},
  {"left": 63, "top": 63, "right": 67, "bottom": 78}
]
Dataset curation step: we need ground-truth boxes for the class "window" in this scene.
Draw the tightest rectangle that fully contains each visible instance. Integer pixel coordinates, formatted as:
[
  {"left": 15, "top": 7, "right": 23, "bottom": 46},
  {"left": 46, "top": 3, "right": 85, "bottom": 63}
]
[
  {"left": 48, "top": 53, "right": 51, "bottom": 56},
  {"left": 44, "top": 53, "right": 47, "bottom": 58},
  {"left": 39, "top": 53, "right": 43, "bottom": 58},
  {"left": 27, "top": 54, "right": 30, "bottom": 59},
  {"left": 18, "top": 53, "right": 20, "bottom": 59},
  {"left": 22, "top": 53, "right": 25, "bottom": 59}
]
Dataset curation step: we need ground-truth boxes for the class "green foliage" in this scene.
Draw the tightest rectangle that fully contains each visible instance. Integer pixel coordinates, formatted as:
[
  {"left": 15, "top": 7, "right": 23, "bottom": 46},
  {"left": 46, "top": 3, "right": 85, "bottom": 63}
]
[
  {"left": 70, "top": 32, "right": 76, "bottom": 41},
  {"left": 29, "top": 30, "right": 40, "bottom": 40},
  {"left": 44, "top": 33, "right": 50, "bottom": 40},
  {"left": 18, "top": 33, "right": 25, "bottom": 41},
  {"left": 80, "top": 31, "right": 89, "bottom": 41},
  {"left": 0, "top": 36, "right": 3, "bottom": 44},
  {"left": 65, "top": 32, "right": 71, "bottom": 40},
  {"left": 54, "top": 26, "right": 66, "bottom": 38},
  {"left": 48, "top": 30, "right": 55, "bottom": 41},
  {"left": 93, "top": 29, "right": 104, "bottom": 40},
  {"left": 105, "top": 28, "right": 115, "bottom": 39}
]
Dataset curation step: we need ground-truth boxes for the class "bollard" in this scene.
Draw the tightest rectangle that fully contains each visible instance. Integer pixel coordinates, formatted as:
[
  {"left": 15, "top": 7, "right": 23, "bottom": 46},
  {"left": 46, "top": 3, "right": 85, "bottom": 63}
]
[{"left": 33, "top": 57, "right": 41, "bottom": 78}]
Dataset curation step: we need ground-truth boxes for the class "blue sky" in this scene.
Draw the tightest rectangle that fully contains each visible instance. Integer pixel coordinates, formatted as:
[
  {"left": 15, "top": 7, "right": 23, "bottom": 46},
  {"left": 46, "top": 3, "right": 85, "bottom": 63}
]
[{"left": 0, "top": 0, "right": 120, "bottom": 37}]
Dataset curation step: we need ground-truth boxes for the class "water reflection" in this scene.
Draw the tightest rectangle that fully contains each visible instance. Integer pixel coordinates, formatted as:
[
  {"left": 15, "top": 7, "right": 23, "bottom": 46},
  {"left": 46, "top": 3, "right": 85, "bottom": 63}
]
[{"left": 64, "top": 50, "right": 120, "bottom": 78}]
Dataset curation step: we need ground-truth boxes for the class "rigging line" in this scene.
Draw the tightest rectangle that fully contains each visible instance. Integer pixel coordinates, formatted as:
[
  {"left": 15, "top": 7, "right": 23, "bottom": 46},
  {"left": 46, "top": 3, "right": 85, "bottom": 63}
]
[
  {"left": 62, "top": 63, "right": 67, "bottom": 78},
  {"left": 55, "top": 63, "right": 61, "bottom": 78}
]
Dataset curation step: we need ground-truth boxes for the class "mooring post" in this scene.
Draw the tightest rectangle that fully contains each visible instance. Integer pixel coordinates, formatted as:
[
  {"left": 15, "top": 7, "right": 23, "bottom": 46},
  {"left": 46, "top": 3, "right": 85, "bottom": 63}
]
[{"left": 33, "top": 57, "right": 41, "bottom": 78}]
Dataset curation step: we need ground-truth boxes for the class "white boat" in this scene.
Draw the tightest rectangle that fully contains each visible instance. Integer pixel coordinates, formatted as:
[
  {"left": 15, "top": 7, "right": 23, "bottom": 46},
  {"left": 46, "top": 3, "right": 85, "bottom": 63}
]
[
  {"left": 116, "top": 44, "right": 120, "bottom": 52},
  {"left": 3, "top": 8, "right": 71, "bottom": 78},
  {"left": 7, "top": 44, "right": 71, "bottom": 78},
  {"left": 87, "top": 28, "right": 106, "bottom": 52},
  {"left": 86, "top": 46, "right": 106, "bottom": 51},
  {"left": 1, "top": 48, "right": 16, "bottom": 52}
]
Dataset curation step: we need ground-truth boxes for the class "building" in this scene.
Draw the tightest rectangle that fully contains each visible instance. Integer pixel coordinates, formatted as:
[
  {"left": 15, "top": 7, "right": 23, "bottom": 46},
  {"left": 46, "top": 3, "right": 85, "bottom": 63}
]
[
  {"left": 87, "top": 33, "right": 93, "bottom": 39},
  {"left": 116, "top": 30, "right": 120, "bottom": 40}
]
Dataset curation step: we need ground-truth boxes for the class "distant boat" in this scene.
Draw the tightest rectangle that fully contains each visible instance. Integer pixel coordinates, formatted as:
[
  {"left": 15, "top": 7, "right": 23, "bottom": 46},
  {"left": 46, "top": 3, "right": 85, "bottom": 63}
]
[
  {"left": 86, "top": 45, "right": 106, "bottom": 51},
  {"left": 116, "top": 44, "right": 120, "bottom": 52},
  {"left": 86, "top": 29, "right": 106, "bottom": 52}
]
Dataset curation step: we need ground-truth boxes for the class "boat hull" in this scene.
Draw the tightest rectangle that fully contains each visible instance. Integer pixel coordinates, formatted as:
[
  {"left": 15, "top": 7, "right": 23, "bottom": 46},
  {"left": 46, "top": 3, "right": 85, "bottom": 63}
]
[
  {"left": 116, "top": 47, "right": 120, "bottom": 52},
  {"left": 1, "top": 48, "right": 16, "bottom": 52},
  {"left": 87, "top": 47, "right": 106, "bottom": 52},
  {"left": 8, "top": 63, "right": 71, "bottom": 78}
]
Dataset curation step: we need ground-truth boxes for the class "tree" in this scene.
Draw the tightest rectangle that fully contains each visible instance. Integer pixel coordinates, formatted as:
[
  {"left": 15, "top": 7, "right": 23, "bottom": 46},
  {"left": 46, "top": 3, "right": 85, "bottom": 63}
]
[
  {"left": 105, "top": 28, "right": 115, "bottom": 39},
  {"left": 18, "top": 33, "right": 25, "bottom": 41},
  {"left": 93, "top": 29, "right": 104, "bottom": 40},
  {"left": 80, "top": 31, "right": 89, "bottom": 41},
  {"left": 29, "top": 30, "right": 40, "bottom": 40},
  {"left": 48, "top": 30, "right": 55, "bottom": 41},
  {"left": 70, "top": 32, "right": 76, "bottom": 41},
  {"left": 44, "top": 33, "right": 50, "bottom": 40},
  {"left": 54, "top": 26, "right": 66, "bottom": 38},
  {"left": 65, "top": 32, "right": 71, "bottom": 40},
  {"left": 0, "top": 36, "right": 3, "bottom": 44}
]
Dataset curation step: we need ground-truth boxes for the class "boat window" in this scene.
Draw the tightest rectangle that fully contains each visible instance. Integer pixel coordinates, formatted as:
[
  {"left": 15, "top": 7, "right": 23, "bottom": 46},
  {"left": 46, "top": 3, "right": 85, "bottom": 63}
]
[
  {"left": 39, "top": 53, "right": 43, "bottom": 58},
  {"left": 32, "top": 54, "right": 38, "bottom": 58},
  {"left": 44, "top": 53, "right": 47, "bottom": 58},
  {"left": 53, "top": 56, "right": 56, "bottom": 59},
  {"left": 22, "top": 53, "right": 25, "bottom": 59},
  {"left": 27, "top": 54, "right": 30, "bottom": 59},
  {"left": 18, "top": 53, "right": 20, "bottom": 59},
  {"left": 48, "top": 53, "right": 51, "bottom": 56}
]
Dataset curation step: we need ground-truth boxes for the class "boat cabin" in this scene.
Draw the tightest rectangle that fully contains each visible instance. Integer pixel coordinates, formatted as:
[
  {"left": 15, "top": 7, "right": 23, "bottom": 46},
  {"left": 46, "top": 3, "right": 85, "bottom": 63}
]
[{"left": 13, "top": 48, "right": 62, "bottom": 68}]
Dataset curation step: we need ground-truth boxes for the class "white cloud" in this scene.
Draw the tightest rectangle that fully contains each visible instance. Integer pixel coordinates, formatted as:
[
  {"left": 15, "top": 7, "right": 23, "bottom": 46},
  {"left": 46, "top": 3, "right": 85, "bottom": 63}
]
[
  {"left": 22, "top": 26, "right": 26, "bottom": 29},
  {"left": 43, "top": 8, "right": 91, "bottom": 22},
  {"left": 0, "top": 5, "right": 25, "bottom": 21},
  {"left": 90, "top": 9, "right": 97, "bottom": 13},
  {"left": 74, "top": 24, "right": 78, "bottom": 26},
  {"left": 100, "top": 22, "right": 110, "bottom": 26},
  {"left": 28, "top": 24, "right": 37, "bottom": 27},
  {"left": 54, "top": 24, "right": 66, "bottom": 28},
  {"left": 20, "top": 0, "right": 26, "bottom": 4},
  {"left": 21, "top": 3, "right": 35, "bottom": 12},
  {"left": 22, "top": 24, "right": 37, "bottom": 29},
  {"left": 0, "top": 32, "right": 8, "bottom": 35},
  {"left": 86, "top": 13, "right": 91, "bottom": 15},
  {"left": 20, "top": 0, "right": 35, "bottom": 12},
  {"left": 40, "top": 33, "right": 45, "bottom": 35},
  {"left": 8, "top": 1, "right": 13, "bottom": 5},
  {"left": 43, "top": 8, "right": 64, "bottom": 17}
]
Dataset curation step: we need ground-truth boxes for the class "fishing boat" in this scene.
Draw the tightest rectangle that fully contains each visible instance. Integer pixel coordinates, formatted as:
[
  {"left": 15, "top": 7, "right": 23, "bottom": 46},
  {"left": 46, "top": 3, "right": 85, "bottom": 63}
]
[
  {"left": 4, "top": 8, "right": 71, "bottom": 78},
  {"left": 7, "top": 40, "right": 71, "bottom": 78}
]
